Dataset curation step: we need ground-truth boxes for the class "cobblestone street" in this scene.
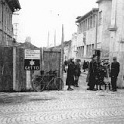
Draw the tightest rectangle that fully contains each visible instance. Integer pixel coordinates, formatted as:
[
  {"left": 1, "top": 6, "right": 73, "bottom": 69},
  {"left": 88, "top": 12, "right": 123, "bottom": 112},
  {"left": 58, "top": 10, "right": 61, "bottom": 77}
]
[{"left": 0, "top": 74, "right": 124, "bottom": 124}]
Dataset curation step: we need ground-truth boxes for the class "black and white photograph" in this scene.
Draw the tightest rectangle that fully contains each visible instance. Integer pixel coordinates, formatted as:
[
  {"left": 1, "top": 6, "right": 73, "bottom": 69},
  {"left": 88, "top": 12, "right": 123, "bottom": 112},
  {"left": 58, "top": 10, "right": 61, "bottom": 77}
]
[{"left": 0, "top": 0, "right": 124, "bottom": 123}]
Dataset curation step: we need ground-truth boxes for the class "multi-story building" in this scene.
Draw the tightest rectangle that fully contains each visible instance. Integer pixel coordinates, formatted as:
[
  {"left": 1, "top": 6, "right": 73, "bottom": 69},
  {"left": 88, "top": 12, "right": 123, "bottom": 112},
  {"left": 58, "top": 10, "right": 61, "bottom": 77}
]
[
  {"left": 108, "top": 0, "right": 124, "bottom": 88},
  {"left": 63, "top": 40, "right": 72, "bottom": 61},
  {"left": 76, "top": 8, "right": 98, "bottom": 61},
  {"left": 76, "top": 0, "right": 112, "bottom": 61},
  {"left": 0, "top": 0, "right": 21, "bottom": 46},
  {"left": 70, "top": 33, "right": 77, "bottom": 60},
  {"left": 76, "top": 0, "right": 124, "bottom": 87}
]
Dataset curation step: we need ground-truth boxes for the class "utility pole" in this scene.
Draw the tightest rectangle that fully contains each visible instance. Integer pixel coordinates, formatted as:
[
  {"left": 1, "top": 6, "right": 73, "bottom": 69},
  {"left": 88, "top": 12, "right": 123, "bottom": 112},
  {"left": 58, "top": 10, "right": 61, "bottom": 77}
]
[
  {"left": 54, "top": 30, "right": 56, "bottom": 47},
  {"left": 47, "top": 31, "right": 49, "bottom": 48},
  {"left": 95, "top": 12, "right": 98, "bottom": 49},
  {"left": 60, "top": 24, "right": 64, "bottom": 89},
  {"left": 1, "top": 0, "right": 4, "bottom": 46}
]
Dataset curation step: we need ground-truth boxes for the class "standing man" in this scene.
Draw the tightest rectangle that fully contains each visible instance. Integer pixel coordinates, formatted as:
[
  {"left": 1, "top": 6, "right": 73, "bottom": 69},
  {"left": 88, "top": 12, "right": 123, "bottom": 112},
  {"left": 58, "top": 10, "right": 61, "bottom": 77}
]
[
  {"left": 83, "top": 60, "right": 87, "bottom": 72},
  {"left": 110, "top": 57, "right": 120, "bottom": 91},
  {"left": 86, "top": 55, "right": 97, "bottom": 90}
]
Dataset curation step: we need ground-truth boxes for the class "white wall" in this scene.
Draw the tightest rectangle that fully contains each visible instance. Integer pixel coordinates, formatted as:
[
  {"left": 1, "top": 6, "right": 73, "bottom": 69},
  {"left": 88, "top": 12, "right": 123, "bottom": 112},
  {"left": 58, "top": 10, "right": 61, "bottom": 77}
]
[{"left": 109, "top": 0, "right": 124, "bottom": 88}]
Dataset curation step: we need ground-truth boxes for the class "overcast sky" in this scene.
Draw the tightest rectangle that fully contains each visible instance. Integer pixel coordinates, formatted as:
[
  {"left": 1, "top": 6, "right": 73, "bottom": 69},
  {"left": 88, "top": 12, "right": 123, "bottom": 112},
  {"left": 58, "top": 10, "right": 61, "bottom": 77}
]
[{"left": 13, "top": 0, "right": 98, "bottom": 47}]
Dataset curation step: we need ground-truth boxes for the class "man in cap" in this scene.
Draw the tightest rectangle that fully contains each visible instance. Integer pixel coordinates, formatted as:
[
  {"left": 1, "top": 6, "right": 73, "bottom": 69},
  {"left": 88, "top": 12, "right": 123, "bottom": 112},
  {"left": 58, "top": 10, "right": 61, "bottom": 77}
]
[
  {"left": 110, "top": 57, "right": 120, "bottom": 91},
  {"left": 86, "top": 54, "right": 97, "bottom": 90}
]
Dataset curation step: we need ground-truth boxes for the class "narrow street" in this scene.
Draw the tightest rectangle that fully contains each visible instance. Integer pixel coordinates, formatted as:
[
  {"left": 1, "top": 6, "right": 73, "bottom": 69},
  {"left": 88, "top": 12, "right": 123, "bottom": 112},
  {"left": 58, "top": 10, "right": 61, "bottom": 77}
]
[{"left": 0, "top": 73, "right": 124, "bottom": 124}]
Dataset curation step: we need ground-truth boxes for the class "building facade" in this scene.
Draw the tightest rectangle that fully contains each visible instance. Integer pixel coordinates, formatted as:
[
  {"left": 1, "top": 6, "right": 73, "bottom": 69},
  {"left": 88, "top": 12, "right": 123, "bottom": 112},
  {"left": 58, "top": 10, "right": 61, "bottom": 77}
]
[
  {"left": 108, "top": 0, "right": 124, "bottom": 88},
  {"left": 76, "top": 0, "right": 112, "bottom": 61},
  {"left": 70, "top": 33, "right": 77, "bottom": 60},
  {"left": 63, "top": 40, "right": 72, "bottom": 61},
  {"left": 0, "top": 0, "right": 21, "bottom": 46},
  {"left": 76, "top": 0, "right": 124, "bottom": 87},
  {"left": 76, "top": 8, "right": 98, "bottom": 61}
]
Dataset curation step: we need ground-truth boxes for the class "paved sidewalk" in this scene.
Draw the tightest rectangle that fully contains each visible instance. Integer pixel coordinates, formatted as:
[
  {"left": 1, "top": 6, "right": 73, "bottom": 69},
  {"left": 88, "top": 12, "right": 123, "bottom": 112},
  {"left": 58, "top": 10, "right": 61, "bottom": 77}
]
[{"left": 0, "top": 74, "right": 124, "bottom": 124}]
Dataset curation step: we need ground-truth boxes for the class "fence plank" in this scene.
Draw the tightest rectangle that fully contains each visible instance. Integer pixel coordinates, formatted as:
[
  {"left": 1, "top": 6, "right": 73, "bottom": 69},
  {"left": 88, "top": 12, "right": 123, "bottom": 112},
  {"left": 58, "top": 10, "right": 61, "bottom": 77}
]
[
  {"left": 43, "top": 49, "right": 61, "bottom": 76},
  {"left": 16, "top": 47, "right": 26, "bottom": 91},
  {"left": 2, "top": 47, "right": 13, "bottom": 91},
  {"left": 0, "top": 47, "right": 4, "bottom": 91}
]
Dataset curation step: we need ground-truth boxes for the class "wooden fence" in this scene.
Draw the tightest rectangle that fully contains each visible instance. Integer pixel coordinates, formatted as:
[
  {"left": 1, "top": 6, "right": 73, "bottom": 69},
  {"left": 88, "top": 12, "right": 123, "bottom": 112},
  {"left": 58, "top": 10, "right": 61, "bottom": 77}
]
[
  {"left": 0, "top": 47, "right": 13, "bottom": 91},
  {"left": 0, "top": 46, "right": 61, "bottom": 92}
]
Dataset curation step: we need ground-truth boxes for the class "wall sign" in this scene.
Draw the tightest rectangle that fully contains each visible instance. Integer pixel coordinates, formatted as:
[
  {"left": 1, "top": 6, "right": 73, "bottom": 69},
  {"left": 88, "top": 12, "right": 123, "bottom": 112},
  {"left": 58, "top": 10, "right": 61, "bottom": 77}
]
[{"left": 24, "top": 49, "right": 40, "bottom": 70}]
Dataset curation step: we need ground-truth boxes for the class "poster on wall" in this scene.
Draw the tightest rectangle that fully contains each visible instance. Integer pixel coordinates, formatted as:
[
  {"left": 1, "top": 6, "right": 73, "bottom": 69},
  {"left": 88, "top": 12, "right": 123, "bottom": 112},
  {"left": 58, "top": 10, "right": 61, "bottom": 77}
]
[{"left": 24, "top": 49, "right": 40, "bottom": 70}]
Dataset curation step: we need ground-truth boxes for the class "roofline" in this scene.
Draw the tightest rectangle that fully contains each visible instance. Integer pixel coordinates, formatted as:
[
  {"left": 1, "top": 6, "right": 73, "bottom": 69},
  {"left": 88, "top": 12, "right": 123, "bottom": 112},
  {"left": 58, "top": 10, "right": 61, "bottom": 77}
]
[
  {"left": 76, "top": 8, "right": 99, "bottom": 23},
  {"left": 96, "top": 0, "right": 112, "bottom": 3}
]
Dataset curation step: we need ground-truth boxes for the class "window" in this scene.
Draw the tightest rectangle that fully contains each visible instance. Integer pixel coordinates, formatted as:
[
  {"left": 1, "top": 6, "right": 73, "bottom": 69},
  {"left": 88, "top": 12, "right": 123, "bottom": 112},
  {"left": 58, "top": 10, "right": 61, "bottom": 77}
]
[
  {"left": 86, "top": 45, "right": 88, "bottom": 56},
  {"left": 90, "top": 16, "right": 92, "bottom": 28},
  {"left": 92, "top": 44, "right": 94, "bottom": 50},
  {"left": 89, "top": 45, "right": 92, "bottom": 56},
  {"left": 99, "top": 11, "right": 102, "bottom": 25},
  {"left": 88, "top": 18, "right": 90, "bottom": 30},
  {"left": 82, "top": 46, "right": 84, "bottom": 57},
  {"left": 82, "top": 21, "right": 84, "bottom": 32},
  {"left": 78, "top": 24, "right": 82, "bottom": 33},
  {"left": 84, "top": 20, "right": 86, "bottom": 31},
  {"left": 84, "top": 21, "right": 85, "bottom": 31},
  {"left": 93, "top": 15, "right": 95, "bottom": 27},
  {"left": 85, "top": 20, "right": 87, "bottom": 31},
  {"left": 83, "top": 32, "right": 86, "bottom": 44}
]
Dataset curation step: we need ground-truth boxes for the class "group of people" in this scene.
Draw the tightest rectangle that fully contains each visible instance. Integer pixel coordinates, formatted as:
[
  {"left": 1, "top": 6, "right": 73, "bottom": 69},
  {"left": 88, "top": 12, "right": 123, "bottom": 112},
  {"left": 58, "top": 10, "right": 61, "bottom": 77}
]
[
  {"left": 82, "top": 60, "right": 89, "bottom": 72},
  {"left": 86, "top": 55, "right": 120, "bottom": 92},
  {"left": 65, "top": 55, "right": 120, "bottom": 92},
  {"left": 65, "top": 58, "right": 81, "bottom": 90}
]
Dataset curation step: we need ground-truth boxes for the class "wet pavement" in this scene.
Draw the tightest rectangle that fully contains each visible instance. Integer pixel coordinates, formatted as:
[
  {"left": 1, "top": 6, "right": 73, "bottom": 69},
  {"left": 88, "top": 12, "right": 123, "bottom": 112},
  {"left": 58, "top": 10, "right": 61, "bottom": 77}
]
[{"left": 0, "top": 73, "right": 124, "bottom": 124}]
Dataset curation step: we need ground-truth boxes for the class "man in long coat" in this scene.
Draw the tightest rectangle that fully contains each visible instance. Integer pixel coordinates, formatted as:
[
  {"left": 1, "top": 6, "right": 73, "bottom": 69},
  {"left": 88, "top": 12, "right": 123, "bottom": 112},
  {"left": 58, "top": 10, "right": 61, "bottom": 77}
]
[
  {"left": 110, "top": 57, "right": 120, "bottom": 91},
  {"left": 74, "top": 59, "right": 81, "bottom": 87},
  {"left": 66, "top": 58, "right": 75, "bottom": 90},
  {"left": 87, "top": 55, "right": 97, "bottom": 90}
]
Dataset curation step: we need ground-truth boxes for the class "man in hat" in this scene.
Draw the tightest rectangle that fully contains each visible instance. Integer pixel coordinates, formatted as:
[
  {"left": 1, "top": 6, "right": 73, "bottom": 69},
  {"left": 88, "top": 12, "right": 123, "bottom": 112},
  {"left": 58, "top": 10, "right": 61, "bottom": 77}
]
[
  {"left": 110, "top": 57, "right": 120, "bottom": 91},
  {"left": 86, "top": 54, "right": 97, "bottom": 90}
]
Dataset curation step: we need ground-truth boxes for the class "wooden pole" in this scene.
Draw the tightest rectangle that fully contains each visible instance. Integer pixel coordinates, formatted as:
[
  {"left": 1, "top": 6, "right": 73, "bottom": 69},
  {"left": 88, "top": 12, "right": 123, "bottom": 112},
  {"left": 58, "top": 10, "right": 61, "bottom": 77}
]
[
  {"left": 95, "top": 12, "right": 98, "bottom": 49},
  {"left": 60, "top": 24, "right": 64, "bottom": 89},
  {"left": 47, "top": 31, "right": 49, "bottom": 48},
  {"left": 1, "top": 0, "right": 4, "bottom": 46},
  {"left": 13, "top": 47, "right": 16, "bottom": 91},
  {"left": 54, "top": 30, "right": 56, "bottom": 47}
]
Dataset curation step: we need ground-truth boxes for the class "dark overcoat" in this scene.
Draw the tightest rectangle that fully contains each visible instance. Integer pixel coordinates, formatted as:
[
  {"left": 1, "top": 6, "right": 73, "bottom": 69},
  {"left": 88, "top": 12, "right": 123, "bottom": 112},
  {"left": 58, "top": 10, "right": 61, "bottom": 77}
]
[
  {"left": 87, "top": 60, "right": 97, "bottom": 88},
  {"left": 111, "top": 62, "right": 120, "bottom": 77},
  {"left": 74, "top": 63, "right": 81, "bottom": 77},
  {"left": 66, "top": 62, "right": 75, "bottom": 85}
]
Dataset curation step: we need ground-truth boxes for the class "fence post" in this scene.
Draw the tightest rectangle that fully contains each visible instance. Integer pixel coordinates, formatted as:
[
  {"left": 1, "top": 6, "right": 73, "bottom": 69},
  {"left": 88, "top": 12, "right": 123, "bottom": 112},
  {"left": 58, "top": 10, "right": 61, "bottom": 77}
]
[
  {"left": 26, "top": 70, "right": 31, "bottom": 90},
  {"left": 13, "top": 46, "right": 16, "bottom": 91}
]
